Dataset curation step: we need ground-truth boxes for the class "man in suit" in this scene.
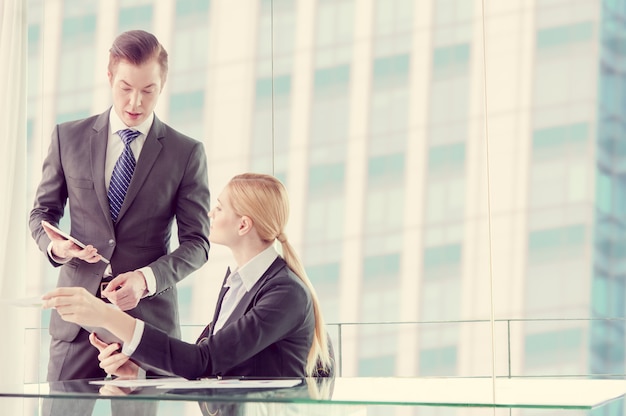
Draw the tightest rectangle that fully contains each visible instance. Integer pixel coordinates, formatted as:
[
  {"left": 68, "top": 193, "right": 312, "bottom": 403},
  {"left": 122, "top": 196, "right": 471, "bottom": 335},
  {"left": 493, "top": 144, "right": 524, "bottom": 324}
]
[{"left": 29, "top": 29, "right": 211, "bottom": 382}]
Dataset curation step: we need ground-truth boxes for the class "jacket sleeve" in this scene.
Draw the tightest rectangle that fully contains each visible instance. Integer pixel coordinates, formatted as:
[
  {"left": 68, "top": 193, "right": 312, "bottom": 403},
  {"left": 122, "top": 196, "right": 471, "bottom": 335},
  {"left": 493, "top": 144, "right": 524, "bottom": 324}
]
[
  {"left": 147, "top": 141, "right": 211, "bottom": 292},
  {"left": 130, "top": 274, "right": 312, "bottom": 379},
  {"left": 29, "top": 124, "right": 68, "bottom": 265}
]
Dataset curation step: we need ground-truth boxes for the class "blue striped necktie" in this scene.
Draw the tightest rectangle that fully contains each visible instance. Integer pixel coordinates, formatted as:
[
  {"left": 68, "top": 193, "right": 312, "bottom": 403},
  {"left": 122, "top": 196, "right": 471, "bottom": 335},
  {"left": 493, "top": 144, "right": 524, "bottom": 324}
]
[{"left": 108, "top": 129, "right": 140, "bottom": 222}]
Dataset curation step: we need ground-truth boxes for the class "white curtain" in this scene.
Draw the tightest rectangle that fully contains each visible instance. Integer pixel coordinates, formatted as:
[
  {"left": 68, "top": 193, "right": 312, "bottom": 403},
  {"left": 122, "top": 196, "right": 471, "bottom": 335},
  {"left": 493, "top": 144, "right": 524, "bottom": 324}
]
[{"left": 0, "top": 0, "right": 28, "bottom": 409}]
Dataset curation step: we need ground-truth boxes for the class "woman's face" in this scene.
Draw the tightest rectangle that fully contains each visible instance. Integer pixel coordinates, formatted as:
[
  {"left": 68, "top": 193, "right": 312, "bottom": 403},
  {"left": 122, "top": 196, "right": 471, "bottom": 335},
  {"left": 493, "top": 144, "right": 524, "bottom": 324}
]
[{"left": 207, "top": 187, "right": 241, "bottom": 247}]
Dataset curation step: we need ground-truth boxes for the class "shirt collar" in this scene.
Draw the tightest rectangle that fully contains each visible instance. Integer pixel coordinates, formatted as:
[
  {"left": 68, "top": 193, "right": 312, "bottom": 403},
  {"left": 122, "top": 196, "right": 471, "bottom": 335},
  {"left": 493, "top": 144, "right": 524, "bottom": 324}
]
[
  {"left": 229, "top": 245, "right": 279, "bottom": 292},
  {"left": 108, "top": 107, "right": 154, "bottom": 137}
]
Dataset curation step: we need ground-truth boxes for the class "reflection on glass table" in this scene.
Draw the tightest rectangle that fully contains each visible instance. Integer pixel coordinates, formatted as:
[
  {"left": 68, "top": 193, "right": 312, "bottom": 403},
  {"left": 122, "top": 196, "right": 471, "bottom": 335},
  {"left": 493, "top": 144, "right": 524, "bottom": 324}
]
[{"left": 1, "top": 376, "right": 626, "bottom": 416}]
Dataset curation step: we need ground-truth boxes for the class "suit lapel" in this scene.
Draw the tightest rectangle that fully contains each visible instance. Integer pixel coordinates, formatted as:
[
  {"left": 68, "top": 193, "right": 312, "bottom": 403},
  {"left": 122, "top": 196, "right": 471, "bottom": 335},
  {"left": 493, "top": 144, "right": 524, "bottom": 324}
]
[
  {"left": 90, "top": 110, "right": 115, "bottom": 229},
  {"left": 221, "top": 258, "right": 286, "bottom": 330},
  {"left": 209, "top": 267, "right": 233, "bottom": 336},
  {"left": 115, "top": 115, "right": 164, "bottom": 223}
]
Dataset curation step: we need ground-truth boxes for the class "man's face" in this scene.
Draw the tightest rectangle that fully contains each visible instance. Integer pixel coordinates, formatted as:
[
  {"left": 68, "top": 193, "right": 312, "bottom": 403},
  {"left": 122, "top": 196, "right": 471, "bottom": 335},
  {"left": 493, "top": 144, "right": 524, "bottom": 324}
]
[{"left": 108, "top": 58, "right": 163, "bottom": 127}]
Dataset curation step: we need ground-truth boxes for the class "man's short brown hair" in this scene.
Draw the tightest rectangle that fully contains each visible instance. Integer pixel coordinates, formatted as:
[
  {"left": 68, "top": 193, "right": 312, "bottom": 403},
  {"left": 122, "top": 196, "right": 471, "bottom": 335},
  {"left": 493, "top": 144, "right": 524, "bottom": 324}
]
[{"left": 108, "top": 30, "right": 168, "bottom": 83}]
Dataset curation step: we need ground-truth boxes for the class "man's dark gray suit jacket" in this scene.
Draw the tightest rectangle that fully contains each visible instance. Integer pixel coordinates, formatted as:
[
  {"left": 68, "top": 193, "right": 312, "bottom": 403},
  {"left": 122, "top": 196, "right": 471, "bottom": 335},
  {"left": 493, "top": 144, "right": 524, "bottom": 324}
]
[
  {"left": 130, "top": 257, "right": 315, "bottom": 379},
  {"left": 29, "top": 109, "right": 211, "bottom": 342}
]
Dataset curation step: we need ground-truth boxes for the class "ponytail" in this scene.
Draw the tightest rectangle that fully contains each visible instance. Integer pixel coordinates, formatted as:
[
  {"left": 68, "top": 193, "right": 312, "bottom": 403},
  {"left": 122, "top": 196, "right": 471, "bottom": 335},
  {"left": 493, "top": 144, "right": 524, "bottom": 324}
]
[{"left": 279, "top": 238, "right": 332, "bottom": 376}]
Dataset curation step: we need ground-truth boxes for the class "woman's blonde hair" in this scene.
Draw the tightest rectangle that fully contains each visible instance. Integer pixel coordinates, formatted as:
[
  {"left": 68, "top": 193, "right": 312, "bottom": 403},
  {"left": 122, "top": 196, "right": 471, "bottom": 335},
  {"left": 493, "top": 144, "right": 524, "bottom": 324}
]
[{"left": 226, "top": 173, "right": 332, "bottom": 376}]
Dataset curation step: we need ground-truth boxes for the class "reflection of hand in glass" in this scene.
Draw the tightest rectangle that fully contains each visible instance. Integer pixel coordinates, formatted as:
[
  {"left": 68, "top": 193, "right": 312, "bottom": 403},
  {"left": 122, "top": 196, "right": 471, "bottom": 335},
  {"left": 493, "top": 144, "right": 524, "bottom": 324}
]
[{"left": 98, "top": 384, "right": 136, "bottom": 396}]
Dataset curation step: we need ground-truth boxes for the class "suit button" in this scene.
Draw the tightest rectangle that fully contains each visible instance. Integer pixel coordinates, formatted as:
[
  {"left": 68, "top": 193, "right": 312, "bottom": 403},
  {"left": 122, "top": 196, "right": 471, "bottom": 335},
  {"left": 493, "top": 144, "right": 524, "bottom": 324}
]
[{"left": 108, "top": 239, "right": 115, "bottom": 246}]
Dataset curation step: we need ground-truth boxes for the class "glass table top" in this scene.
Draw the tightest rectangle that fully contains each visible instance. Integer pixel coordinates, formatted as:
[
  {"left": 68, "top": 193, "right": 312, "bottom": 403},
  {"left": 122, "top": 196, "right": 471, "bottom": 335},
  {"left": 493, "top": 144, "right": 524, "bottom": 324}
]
[{"left": 1, "top": 376, "right": 625, "bottom": 409}]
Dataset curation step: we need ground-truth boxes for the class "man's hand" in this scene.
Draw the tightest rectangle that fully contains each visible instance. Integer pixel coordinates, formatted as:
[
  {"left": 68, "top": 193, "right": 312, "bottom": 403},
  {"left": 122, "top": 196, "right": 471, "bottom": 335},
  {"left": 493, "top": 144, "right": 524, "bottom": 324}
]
[
  {"left": 103, "top": 271, "right": 148, "bottom": 311},
  {"left": 90, "top": 333, "right": 139, "bottom": 379},
  {"left": 42, "top": 224, "right": 103, "bottom": 263}
]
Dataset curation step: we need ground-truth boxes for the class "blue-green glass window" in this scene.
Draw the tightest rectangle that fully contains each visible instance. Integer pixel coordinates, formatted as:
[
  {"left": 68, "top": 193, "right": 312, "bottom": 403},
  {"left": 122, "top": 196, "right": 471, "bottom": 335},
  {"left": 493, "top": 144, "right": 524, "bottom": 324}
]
[
  {"left": 170, "top": 90, "right": 204, "bottom": 113},
  {"left": 374, "top": 0, "right": 414, "bottom": 35},
  {"left": 434, "top": 0, "right": 473, "bottom": 24},
  {"left": 536, "top": 21, "right": 594, "bottom": 49},
  {"left": 598, "top": 68, "right": 621, "bottom": 116},
  {"left": 361, "top": 252, "right": 401, "bottom": 321},
  {"left": 373, "top": 54, "right": 410, "bottom": 88},
  {"left": 368, "top": 153, "right": 405, "bottom": 185},
  {"left": 315, "top": 0, "right": 354, "bottom": 48},
  {"left": 118, "top": 5, "right": 153, "bottom": 32},
  {"left": 419, "top": 346, "right": 457, "bottom": 376},
  {"left": 428, "top": 143, "right": 465, "bottom": 174},
  {"left": 314, "top": 65, "right": 351, "bottom": 93},
  {"left": 252, "top": 77, "right": 291, "bottom": 181},
  {"left": 363, "top": 253, "right": 400, "bottom": 282},
  {"left": 176, "top": 0, "right": 210, "bottom": 16},
  {"left": 432, "top": 43, "right": 470, "bottom": 78},
  {"left": 528, "top": 225, "right": 586, "bottom": 262},
  {"left": 369, "top": 54, "right": 411, "bottom": 138},
  {"left": 308, "top": 163, "right": 345, "bottom": 194},
  {"left": 56, "top": 110, "right": 90, "bottom": 125},
  {"left": 307, "top": 262, "right": 340, "bottom": 286},
  {"left": 177, "top": 284, "right": 193, "bottom": 323},
  {"left": 58, "top": 14, "right": 96, "bottom": 96},
  {"left": 310, "top": 65, "right": 351, "bottom": 150},
  {"left": 255, "top": 75, "right": 291, "bottom": 103},
  {"left": 425, "top": 180, "right": 466, "bottom": 223},
  {"left": 596, "top": 170, "right": 613, "bottom": 214},
  {"left": 28, "top": 24, "right": 40, "bottom": 52},
  {"left": 304, "top": 198, "right": 346, "bottom": 246},
  {"left": 423, "top": 243, "right": 462, "bottom": 280},
  {"left": 590, "top": 321, "right": 625, "bottom": 375},
  {"left": 524, "top": 329, "right": 583, "bottom": 367},
  {"left": 592, "top": 274, "right": 609, "bottom": 317},
  {"left": 308, "top": 262, "right": 340, "bottom": 323},
  {"left": 61, "top": 14, "right": 96, "bottom": 41},
  {"left": 364, "top": 190, "right": 405, "bottom": 232},
  {"left": 28, "top": 24, "right": 42, "bottom": 97},
  {"left": 169, "top": 90, "right": 205, "bottom": 138},
  {"left": 603, "top": 1, "right": 626, "bottom": 14},
  {"left": 591, "top": 273, "right": 625, "bottom": 317},
  {"left": 615, "top": 176, "right": 626, "bottom": 222},
  {"left": 532, "top": 123, "right": 589, "bottom": 158},
  {"left": 358, "top": 355, "right": 396, "bottom": 377}
]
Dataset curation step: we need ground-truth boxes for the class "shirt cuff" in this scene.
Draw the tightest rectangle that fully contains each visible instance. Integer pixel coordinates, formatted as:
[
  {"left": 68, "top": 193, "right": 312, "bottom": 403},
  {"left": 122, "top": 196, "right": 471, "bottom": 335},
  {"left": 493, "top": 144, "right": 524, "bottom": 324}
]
[
  {"left": 138, "top": 267, "right": 156, "bottom": 296},
  {"left": 47, "top": 241, "right": 70, "bottom": 264},
  {"left": 121, "top": 319, "right": 145, "bottom": 357}
]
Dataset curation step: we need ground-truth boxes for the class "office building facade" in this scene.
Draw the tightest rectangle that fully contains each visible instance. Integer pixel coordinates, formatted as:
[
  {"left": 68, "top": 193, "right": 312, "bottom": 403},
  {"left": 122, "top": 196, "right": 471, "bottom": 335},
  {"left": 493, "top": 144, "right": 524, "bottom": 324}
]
[{"left": 25, "top": 0, "right": 626, "bottom": 393}]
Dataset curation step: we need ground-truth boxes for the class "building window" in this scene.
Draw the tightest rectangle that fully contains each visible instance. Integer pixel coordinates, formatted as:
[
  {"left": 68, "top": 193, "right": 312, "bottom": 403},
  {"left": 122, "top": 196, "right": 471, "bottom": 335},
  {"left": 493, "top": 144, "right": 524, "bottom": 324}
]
[{"left": 536, "top": 22, "right": 594, "bottom": 50}]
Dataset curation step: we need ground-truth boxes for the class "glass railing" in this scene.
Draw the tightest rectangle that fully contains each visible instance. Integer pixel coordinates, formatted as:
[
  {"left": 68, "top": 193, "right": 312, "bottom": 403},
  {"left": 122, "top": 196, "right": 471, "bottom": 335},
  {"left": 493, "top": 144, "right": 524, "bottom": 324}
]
[
  {"left": 325, "top": 318, "right": 626, "bottom": 379},
  {"left": 23, "top": 318, "right": 626, "bottom": 383}
]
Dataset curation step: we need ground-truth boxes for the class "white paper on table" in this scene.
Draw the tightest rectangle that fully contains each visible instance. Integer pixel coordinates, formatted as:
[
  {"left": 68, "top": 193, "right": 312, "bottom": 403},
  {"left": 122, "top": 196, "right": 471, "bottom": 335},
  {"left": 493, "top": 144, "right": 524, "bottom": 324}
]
[
  {"left": 157, "top": 378, "right": 302, "bottom": 390},
  {"left": 90, "top": 377, "right": 188, "bottom": 388}
]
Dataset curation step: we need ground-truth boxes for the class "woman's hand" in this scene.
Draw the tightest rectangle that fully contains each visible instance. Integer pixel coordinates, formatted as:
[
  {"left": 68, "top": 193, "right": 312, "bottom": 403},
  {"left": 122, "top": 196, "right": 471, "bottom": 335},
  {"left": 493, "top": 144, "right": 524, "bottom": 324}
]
[
  {"left": 90, "top": 333, "right": 140, "bottom": 378},
  {"left": 42, "top": 287, "right": 110, "bottom": 327}
]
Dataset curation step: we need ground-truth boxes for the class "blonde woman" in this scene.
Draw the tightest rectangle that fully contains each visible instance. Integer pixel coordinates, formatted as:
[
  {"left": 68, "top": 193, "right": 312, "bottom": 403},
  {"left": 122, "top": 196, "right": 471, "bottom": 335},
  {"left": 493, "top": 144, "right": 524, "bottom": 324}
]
[{"left": 43, "top": 173, "right": 333, "bottom": 379}]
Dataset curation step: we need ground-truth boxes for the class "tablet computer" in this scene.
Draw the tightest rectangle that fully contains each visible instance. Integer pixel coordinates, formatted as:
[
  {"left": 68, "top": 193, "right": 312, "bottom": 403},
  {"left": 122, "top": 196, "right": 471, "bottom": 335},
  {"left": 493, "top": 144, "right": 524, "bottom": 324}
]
[
  {"left": 42, "top": 220, "right": 110, "bottom": 264},
  {"left": 81, "top": 325, "right": 123, "bottom": 345}
]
